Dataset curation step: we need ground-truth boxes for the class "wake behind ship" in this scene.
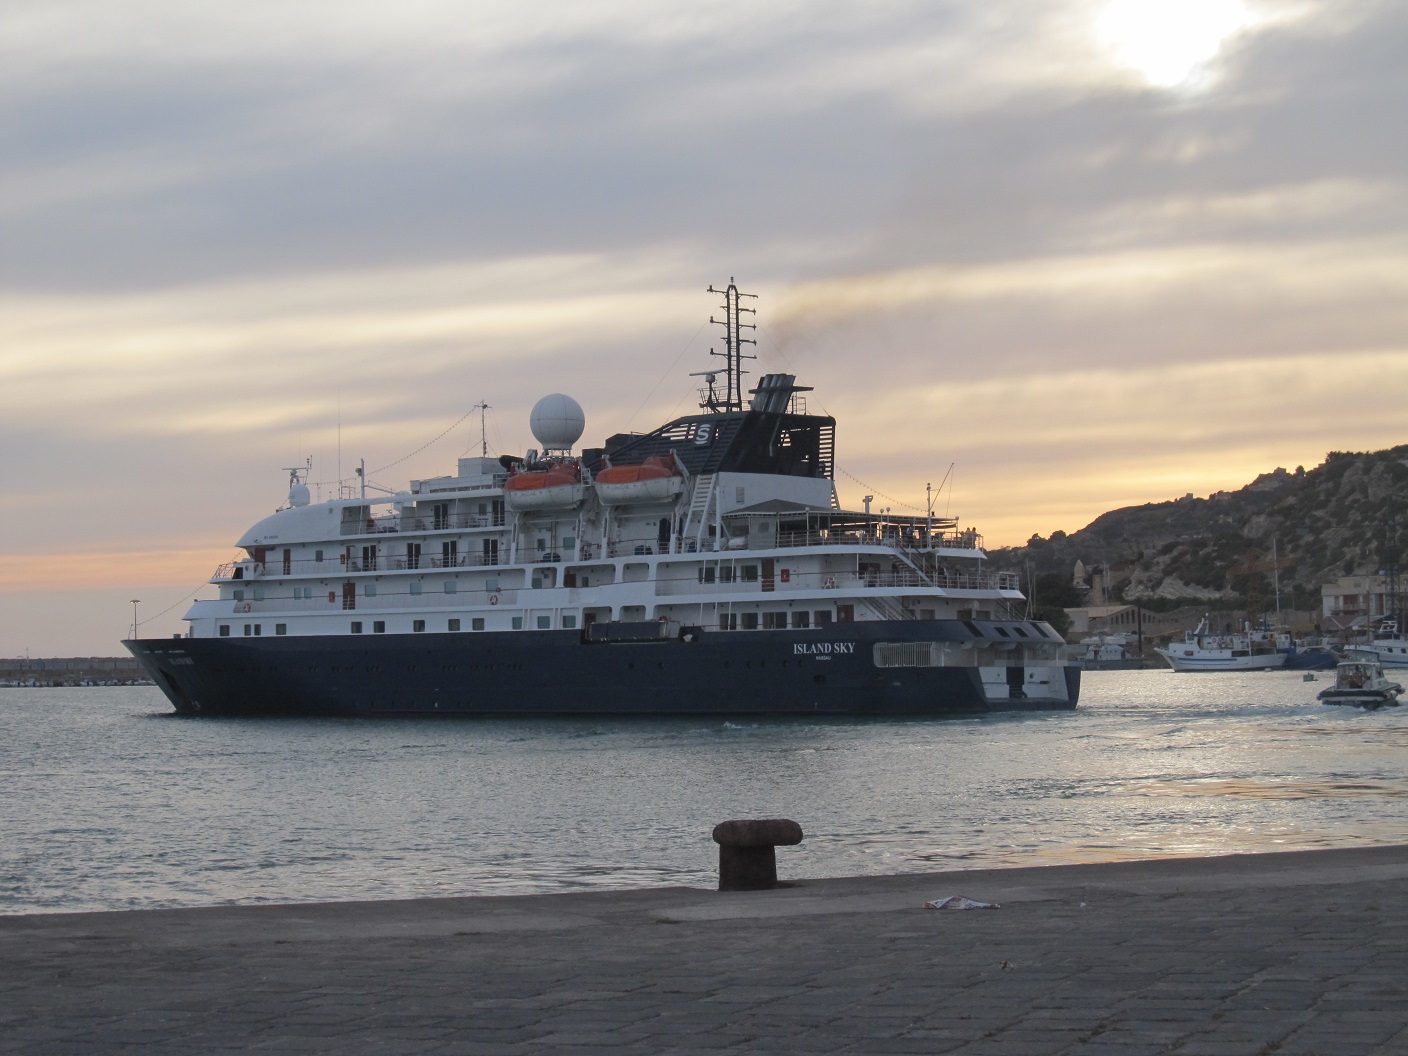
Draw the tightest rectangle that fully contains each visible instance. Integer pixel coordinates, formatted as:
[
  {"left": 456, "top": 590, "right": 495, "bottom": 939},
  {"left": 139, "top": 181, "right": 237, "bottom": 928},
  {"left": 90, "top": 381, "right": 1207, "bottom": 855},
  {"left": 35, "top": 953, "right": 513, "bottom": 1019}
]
[{"left": 126, "top": 282, "right": 1080, "bottom": 717}]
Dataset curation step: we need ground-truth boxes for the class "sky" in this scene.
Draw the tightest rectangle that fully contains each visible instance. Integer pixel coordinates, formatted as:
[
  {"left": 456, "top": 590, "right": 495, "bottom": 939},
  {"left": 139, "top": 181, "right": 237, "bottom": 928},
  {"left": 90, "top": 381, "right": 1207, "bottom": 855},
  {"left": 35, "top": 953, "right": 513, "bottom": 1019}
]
[{"left": 2, "top": 0, "right": 1406, "bottom": 655}]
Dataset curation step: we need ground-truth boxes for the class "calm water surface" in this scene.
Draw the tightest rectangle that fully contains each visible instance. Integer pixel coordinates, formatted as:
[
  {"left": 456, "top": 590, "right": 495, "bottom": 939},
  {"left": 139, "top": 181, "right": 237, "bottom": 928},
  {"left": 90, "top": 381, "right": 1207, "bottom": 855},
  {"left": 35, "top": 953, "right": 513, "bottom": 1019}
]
[{"left": 3, "top": 670, "right": 1406, "bottom": 913}]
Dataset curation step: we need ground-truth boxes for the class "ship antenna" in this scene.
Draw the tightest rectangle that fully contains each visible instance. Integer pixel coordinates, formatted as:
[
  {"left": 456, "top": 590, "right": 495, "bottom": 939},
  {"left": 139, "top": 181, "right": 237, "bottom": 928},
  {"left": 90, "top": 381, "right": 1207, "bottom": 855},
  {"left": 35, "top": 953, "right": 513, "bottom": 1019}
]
[
  {"left": 474, "top": 400, "right": 491, "bottom": 457},
  {"left": 704, "top": 278, "right": 757, "bottom": 412}
]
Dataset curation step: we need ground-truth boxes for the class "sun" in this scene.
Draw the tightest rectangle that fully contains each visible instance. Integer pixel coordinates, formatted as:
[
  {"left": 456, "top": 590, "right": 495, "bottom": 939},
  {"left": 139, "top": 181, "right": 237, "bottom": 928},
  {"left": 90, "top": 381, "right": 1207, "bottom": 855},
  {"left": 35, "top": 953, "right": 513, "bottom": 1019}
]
[{"left": 1095, "top": 0, "right": 1258, "bottom": 88}]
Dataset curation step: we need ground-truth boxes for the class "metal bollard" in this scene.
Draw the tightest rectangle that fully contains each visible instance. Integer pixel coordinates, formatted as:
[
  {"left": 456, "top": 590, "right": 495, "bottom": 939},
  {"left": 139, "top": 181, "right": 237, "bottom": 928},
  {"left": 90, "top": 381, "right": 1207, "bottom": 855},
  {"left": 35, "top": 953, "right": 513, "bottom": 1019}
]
[{"left": 712, "top": 819, "right": 804, "bottom": 891}]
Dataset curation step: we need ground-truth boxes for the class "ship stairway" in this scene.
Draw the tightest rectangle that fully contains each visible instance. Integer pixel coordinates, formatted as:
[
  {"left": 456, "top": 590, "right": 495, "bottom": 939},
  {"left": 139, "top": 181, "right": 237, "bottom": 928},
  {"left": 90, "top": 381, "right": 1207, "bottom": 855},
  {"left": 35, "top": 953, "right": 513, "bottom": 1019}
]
[
  {"left": 867, "top": 594, "right": 910, "bottom": 622},
  {"left": 893, "top": 547, "right": 937, "bottom": 587},
  {"left": 684, "top": 473, "right": 717, "bottom": 551}
]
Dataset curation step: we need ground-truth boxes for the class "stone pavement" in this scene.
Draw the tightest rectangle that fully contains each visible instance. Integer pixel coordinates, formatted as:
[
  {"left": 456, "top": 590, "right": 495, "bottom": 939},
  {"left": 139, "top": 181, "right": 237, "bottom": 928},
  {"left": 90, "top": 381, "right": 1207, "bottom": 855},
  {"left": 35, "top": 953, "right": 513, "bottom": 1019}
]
[{"left": 4, "top": 845, "right": 1408, "bottom": 1055}]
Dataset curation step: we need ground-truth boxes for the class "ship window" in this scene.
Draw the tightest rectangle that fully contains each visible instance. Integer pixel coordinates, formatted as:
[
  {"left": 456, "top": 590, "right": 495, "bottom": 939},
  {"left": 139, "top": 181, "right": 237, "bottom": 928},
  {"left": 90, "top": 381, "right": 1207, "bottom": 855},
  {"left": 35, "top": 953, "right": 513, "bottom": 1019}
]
[
  {"left": 410, "top": 582, "right": 422, "bottom": 595},
  {"left": 275, "top": 624, "right": 286, "bottom": 636},
  {"left": 741, "top": 612, "right": 759, "bottom": 630},
  {"left": 487, "top": 578, "right": 500, "bottom": 591},
  {"left": 736, "top": 487, "right": 745, "bottom": 503},
  {"left": 815, "top": 610, "right": 832, "bottom": 627},
  {"left": 1013, "top": 627, "right": 1029, "bottom": 638},
  {"left": 243, "top": 624, "right": 252, "bottom": 636},
  {"left": 444, "top": 581, "right": 457, "bottom": 594},
  {"left": 563, "top": 615, "right": 577, "bottom": 629},
  {"left": 792, "top": 611, "right": 810, "bottom": 629},
  {"left": 719, "top": 613, "right": 737, "bottom": 630},
  {"left": 700, "top": 566, "right": 716, "bottom": 584},
  {"left": 253, "top": 588, "right": 266, "bottom": 601},
  {"left": 448, "top": 619, "right": 461, "bottom": 631},
  {"left": 742, "top": 565, "right": 759, "bottom": 582},
  {"left": 512, "top": 616, "right": 524, "bottom": 630},
  {"left": 537, "top": 615, "right": 551, "bottom": 629},
  {"left": 919, "top": 609, "right": 935, "bottom": 621},
  {"left": 374, "top": 621, "right": 386, "bottom": 633},
  {"left": 720, "top": 567, "right": 735, "bottom": 583},
  {"left": 365, "top": 584, "right": 377, "bottom": 597},
  {"left": 233, "top": 589, "right": 245, "bottom": 601},
  {"left": 994, "top": 627, "right": 1010, "bottom": 637},
  {"left": 472, "top": 618, "right": 485, "bottom": 631},
  {"left": 413, "top": 620, "right": 425, "bottom": 633},
  {"left": 763, "top": 612, "right": 787, "bottom": 629},
  {"left": 253, "top": 624, "right": 261, "bottom": 636},
  {"left": 563, "top": 536, "right": 575, "bottom": 548},
  {"left": 351, "top": 622, "right": 363, "bottom": 634},
  {"left": 219, "top": 624, "right": 230, "bottom": 636},
  {"left": 315, "top": 550, "right": 324, "bottom": 562}
]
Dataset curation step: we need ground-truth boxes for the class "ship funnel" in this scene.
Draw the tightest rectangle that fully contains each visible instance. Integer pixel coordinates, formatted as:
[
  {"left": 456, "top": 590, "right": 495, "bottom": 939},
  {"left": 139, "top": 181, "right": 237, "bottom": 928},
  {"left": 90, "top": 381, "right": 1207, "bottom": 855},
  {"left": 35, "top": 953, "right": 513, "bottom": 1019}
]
[{"left": 749, "top": 373, "right": 805, "bottom": 413}]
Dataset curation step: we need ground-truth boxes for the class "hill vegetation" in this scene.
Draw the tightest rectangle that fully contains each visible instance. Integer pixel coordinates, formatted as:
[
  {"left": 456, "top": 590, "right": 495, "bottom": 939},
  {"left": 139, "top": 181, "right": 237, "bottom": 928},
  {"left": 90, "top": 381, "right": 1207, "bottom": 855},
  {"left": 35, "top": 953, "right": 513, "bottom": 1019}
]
[{"left": 988, "top": 444, "right": 1408, "bottom": 620}]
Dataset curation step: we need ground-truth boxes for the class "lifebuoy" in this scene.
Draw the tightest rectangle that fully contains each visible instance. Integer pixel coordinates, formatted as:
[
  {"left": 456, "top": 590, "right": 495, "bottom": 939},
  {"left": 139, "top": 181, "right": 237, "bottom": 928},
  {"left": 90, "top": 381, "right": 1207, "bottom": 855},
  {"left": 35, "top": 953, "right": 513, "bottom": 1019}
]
[
  {"left": 824, "top": 576, "right": 836, "bottom": 589},
  {"left": 327, "top": 592, "right": 336, "bottom": 603},
  {"left": 489, "top": 594, "right": 499, "bottom": 605}
]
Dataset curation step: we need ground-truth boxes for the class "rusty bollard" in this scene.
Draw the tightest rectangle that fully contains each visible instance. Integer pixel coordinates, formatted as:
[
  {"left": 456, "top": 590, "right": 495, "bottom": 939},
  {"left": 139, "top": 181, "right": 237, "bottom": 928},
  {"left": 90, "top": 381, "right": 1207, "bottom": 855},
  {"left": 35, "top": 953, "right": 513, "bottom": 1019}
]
[{"left": 712, "top": 819, "right": 804, "bottom": 891}]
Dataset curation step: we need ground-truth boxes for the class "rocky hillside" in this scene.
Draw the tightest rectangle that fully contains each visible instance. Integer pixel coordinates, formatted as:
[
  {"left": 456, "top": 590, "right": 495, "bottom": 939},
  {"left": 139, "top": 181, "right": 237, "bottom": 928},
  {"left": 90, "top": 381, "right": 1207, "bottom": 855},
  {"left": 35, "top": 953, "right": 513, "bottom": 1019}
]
[{"left": 989, "top": 444, "right": 1408, "bottom": 614}]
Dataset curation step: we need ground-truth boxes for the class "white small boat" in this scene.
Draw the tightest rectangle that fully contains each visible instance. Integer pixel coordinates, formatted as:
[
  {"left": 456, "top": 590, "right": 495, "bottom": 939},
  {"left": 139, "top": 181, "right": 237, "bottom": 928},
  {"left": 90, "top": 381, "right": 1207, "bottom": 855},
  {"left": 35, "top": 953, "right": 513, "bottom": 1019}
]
[
  {"left": 1155, "top": 616, "right": 1287, "bottom": 672},
  {"left": 1343, "top": 619, "right": 1408, "bottom": 669},
  {"left": 1317, "top": 660, "right": 1404, "bottom": 709}
]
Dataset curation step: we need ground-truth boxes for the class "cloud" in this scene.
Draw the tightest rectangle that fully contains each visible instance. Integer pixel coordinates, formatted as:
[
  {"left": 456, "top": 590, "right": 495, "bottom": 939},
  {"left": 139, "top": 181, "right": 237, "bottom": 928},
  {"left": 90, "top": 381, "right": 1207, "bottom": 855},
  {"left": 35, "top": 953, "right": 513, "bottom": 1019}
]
[{"left": 3, "top": 0, "right": 1408, "bottom": 652}]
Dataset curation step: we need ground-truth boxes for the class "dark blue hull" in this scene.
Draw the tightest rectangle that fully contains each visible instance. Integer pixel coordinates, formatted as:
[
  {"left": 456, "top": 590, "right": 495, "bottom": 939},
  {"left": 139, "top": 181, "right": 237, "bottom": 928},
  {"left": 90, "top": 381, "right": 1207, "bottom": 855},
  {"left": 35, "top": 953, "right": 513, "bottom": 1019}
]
[{"left": 124, "top": 620, "right": 1079, "bottom": 718}]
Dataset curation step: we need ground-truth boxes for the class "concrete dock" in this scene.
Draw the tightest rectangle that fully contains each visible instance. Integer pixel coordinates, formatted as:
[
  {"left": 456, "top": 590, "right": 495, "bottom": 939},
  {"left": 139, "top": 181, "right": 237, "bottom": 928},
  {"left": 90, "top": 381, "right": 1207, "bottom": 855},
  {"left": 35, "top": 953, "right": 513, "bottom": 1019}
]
[{"left": 4, "top": 845, "right": 1407, "bottom": 1054}]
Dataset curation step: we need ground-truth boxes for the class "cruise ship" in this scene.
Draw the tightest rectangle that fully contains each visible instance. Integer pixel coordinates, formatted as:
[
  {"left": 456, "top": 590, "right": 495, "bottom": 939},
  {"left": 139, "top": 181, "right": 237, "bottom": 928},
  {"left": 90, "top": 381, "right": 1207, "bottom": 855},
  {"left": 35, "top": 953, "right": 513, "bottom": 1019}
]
[{"left": 125, "top": 282, "right": 1080, "bottom": 716}]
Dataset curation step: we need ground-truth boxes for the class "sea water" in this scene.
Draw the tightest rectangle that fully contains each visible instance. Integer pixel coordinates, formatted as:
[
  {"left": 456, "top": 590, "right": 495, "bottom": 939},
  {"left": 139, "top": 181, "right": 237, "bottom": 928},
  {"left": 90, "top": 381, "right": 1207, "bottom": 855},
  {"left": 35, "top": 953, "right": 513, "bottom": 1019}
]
[{"left": 2, "top": 670, "right": 1406, "bottom": 914}]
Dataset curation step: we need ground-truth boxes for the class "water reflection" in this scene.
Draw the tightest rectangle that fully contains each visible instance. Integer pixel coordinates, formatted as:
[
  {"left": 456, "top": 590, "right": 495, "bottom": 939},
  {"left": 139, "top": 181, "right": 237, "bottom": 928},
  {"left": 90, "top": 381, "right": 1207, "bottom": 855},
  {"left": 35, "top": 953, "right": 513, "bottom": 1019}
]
[{"left": 2, "top": 669, "right": 1406, "bottom": 913}]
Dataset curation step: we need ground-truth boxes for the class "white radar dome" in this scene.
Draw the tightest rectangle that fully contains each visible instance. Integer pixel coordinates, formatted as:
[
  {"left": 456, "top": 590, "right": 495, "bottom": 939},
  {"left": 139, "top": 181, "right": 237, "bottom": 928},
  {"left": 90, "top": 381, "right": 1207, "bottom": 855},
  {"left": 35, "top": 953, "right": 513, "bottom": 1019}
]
[
  {"left": 288, "top": 481, "right": 311, "bottom": 507},
  {"left": 529, "top": 393, "right": 585, "bottom": 452}
]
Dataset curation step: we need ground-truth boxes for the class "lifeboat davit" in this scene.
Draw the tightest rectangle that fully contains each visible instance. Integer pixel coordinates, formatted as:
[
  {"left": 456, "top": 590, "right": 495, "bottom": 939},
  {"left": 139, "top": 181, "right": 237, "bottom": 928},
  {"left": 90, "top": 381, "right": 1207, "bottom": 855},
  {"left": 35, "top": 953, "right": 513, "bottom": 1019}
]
[
  {"left": 594, "top": 455, "right": 687, "bottom": 506},
  {"left": 503, "top": 460, "right": 586, "bottom": 511}
]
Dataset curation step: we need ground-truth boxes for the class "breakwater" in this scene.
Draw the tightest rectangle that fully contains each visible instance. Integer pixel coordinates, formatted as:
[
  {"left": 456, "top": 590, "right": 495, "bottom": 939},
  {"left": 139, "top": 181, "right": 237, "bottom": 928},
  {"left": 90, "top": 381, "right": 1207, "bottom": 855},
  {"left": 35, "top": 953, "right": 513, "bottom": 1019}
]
[{"left": 0, "top": 656, "right": 150, "bottom": 686}]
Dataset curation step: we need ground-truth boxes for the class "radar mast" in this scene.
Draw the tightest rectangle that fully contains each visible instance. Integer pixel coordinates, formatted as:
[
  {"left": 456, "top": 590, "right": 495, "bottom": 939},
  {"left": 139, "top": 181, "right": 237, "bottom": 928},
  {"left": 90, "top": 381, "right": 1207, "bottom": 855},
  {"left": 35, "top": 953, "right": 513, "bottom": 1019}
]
[{"left": 700, "top": 279, "right": 756, "bottom": 413}]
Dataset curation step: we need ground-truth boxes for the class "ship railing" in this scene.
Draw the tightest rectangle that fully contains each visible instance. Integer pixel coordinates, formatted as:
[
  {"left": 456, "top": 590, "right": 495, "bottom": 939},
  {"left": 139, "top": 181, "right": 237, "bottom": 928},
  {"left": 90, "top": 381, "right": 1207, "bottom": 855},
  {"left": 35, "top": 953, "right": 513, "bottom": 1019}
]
[
  {"left": 770, "top": 529, "right": 982, "bottom": 551},
  {"left": 652, "top": 568, "right": 1021, "bottom": 595},
  {"left": 223, "top": 588, "right": 523, "bottom": 615},
  {"left": 215, "top": 553, "right": 507, "bottom": 580},
  {"left": 338, "top": 511, "right": 507, "bottom": 536}
]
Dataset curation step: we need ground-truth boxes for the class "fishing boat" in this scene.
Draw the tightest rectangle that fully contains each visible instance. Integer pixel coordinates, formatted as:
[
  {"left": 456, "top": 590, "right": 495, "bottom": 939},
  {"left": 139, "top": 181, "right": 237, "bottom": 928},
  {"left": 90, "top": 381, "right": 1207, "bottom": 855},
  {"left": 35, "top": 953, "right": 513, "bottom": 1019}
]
[
  {"left": 1344, "top": 619, "right": 1408, "bottom": 669},
  {"left": 1317, "top": 660, "right": 1403, "bottom": 708},
  {"left": 1154, "top": 616, "right": 1288, "bottom": 672},
  {"left": 123, "top": 281, "right": 1081, "bottom": 717}
]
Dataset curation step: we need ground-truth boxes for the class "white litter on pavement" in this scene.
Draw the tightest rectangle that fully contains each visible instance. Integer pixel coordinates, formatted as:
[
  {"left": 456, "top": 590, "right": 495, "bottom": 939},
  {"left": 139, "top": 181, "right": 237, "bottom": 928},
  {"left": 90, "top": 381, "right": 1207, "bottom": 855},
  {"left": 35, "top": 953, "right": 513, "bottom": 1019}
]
[{"left": 924, "top": 896, "right": 1000, "bottom": 910}]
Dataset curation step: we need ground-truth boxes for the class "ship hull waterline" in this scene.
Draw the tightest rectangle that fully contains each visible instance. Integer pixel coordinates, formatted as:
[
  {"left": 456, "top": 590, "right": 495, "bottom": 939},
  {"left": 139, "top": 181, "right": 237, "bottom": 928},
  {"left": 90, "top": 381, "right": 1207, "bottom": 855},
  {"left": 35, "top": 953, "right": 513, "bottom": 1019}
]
[{"left": 125, "top": 621, "right": 1079, "bottom": 718}]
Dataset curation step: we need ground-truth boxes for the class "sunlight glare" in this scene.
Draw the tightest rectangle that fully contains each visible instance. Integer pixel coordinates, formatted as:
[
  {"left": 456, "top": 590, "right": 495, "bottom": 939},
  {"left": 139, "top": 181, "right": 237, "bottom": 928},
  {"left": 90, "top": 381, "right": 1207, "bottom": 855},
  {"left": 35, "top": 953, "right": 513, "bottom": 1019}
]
[{"left": 1096, "top": 0, "right": 1257, "bottom": 88}]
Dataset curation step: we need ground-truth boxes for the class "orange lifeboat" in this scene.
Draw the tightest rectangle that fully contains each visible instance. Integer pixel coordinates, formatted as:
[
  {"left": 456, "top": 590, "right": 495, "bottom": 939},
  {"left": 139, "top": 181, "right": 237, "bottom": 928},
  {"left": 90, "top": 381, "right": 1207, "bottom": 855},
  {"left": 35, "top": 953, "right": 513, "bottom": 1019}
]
[
  {"left": 503, "top": 460, "right": 586, "bottom": 510},
  {"left": 594, "top": 455, "right": 687, "bottom": 505}
]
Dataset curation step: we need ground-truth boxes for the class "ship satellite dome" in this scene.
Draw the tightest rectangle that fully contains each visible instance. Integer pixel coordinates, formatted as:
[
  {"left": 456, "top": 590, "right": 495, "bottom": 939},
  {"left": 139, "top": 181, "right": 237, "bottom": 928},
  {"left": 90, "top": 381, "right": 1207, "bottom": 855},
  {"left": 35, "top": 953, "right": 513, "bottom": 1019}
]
[
  {"left": 529, "top": 393, "right": 585, "bottom": 451},
  {"left": 288, "top": 481, "right": 311, "bottom": 507}
]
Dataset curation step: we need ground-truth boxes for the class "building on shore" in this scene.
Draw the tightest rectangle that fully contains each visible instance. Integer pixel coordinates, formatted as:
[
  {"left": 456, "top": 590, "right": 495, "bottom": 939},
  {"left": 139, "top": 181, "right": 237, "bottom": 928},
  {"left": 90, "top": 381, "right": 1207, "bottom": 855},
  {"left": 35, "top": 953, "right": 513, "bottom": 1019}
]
[{"left": 1321, "top": 574, "right": 1402, "bottom": 632}]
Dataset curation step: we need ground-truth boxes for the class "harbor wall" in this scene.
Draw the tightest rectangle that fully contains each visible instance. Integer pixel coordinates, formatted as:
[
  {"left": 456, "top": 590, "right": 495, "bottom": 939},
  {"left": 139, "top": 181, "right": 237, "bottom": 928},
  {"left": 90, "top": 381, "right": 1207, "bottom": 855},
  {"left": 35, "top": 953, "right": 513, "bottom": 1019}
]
[{"left": 0, "top": 656, "right": 149, "bottom": 686}]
